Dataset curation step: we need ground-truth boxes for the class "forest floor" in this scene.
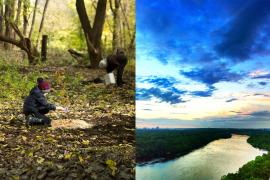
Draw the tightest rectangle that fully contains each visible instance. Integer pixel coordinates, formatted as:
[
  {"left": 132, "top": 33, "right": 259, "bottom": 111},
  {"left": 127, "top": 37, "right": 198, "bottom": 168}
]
[{"left": 0, "top": 61, "right": 135, "bottom": 179}]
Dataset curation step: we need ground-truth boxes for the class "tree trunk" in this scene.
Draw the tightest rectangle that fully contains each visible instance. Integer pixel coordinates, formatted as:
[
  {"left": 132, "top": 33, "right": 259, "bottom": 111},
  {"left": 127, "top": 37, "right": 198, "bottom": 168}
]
[
  {"left": 75, "top": 0, "right": 107, "bottom": 68},
  {"left": 0, "top": 22, "right": 39, "bottom": 64},
  {"left": 41, "top": 34, "right": 47, "bottom": 62},
  {"left": 120, "top": 0, "right": 134, "bottom": 57},
  {"left": 23, "top": 0, "right": 30, "bottom": 35},
  {"left": 35, "top": 0, "right": 49, "bottom": 48},
  {"left": 10, "top": 0, "right": 15, "bottom": 47},
  {"left": 121, "top": 21, "right": 125, "bottom": 48},
  {"left": 0, "top": 0, "right": 4, "bottom": 36},
  {"left": 28, "top": 0, "right": 39, "bottom": 38},
  {"left": 111, "top": 0, "right": 121, "bottom": 52},
  {"left": 14, "top": 0, "right": 22, "bottom": 39},
  {"left": 91, "top": 0, "right": 107, "bottom": 67},
  {"left": 75, "top": 0, "right": 95, "bottom": 59},
  {"left": 4, "top": 0, "right": 14, "bottom": 49}
]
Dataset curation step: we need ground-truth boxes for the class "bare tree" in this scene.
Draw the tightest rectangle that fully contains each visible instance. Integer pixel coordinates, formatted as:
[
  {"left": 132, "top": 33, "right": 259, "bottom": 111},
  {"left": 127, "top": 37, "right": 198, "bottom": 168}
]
[
  {"left": 4, "top": 0, "right": 15, "bottom": 49},
  {"left": 75, "top": 0, "right": 107, "bottom": 68},
  {"left": 28, "top": 0, "right": 38, "bottom": 38},
  {"left": 14, "top": 0, "right": 22, "bottom": 39},
  {"left": 23, "top": 0, "right": 30, "bottom": 35},
  {"left": 0, "top": 0, "right": 4, "bottom": 37},
  {"left": 35, "top": 0, "right": 49, "bottom": 47},
  {"left": 0, "top": 20, "right": 39, "bottom": 63},
  {"left": 110, "top": 0, "right": 121, "bottom": 52},
  {"left": 120, "top": 0, "right": 135, "bottom": 55}
]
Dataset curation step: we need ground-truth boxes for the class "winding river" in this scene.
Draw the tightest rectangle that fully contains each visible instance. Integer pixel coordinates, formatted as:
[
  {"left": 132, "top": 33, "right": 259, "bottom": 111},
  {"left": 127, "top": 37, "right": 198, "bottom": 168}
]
[{"left": 136, "top": 135, "right": 267, "bottom": 180}]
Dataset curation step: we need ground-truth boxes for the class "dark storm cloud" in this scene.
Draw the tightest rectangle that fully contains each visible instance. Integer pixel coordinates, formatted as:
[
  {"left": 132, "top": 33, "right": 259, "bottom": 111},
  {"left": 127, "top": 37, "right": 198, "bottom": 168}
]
[
  {"left": 136, "top": 87, "right": 186, "bottom": 104},
  {"left": 215, "top": 0, "right": 270, "bottom": 61},
  {"left": 180, "top": 64, "right": 244, "bottom": 86}
]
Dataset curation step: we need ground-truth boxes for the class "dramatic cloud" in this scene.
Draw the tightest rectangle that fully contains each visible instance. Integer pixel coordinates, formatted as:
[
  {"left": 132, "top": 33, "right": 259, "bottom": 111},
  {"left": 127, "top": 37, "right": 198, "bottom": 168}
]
[
  {"left": 253, "top": 93, "right": 270, "bottom": 97},
  {"left": 191, "top": 86, "right": 216, "bottom": 97},
  {"left": 258, "top": 82, "right": 267, "bottom": 86},
  {"left": 215, "top": 0, "right": 270, "bottom": 61},
  {"left": 137, "top": 76, "right": 188, "bottom": 104},
  {"left": 136, "top": 87, "right": 186, "bottom": 104},
  {"left": 141, "top": 77, "right": 177, "bottom": 88},
  {"left": 149, "top": 50, "right": 169, "bottom": 64},
  {"left": 180, "top": 64, "right": 243, "bottom": 86},
  {"left": 252, "top": 73, "right": 270, "bottom": 79},
  {"left": 226, "top": 98, "right": 238, "bottom": 102},
  {"left": 247, "top": 110, "right": 270, "bottom": 117},
  {"left": 136, "top": 0, "right": 270, "bottom": 127}
]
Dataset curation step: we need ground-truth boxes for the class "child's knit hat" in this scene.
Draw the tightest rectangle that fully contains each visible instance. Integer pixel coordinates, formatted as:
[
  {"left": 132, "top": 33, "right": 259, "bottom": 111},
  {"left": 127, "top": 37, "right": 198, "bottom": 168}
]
[{"left": 37, "top": 77, "right": 51, "bottom": 91}]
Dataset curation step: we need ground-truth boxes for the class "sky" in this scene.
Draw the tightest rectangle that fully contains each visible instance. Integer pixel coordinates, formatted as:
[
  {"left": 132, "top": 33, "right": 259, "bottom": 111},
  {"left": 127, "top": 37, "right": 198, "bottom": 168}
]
[{"left": 136, "top": 0, "right": 270, "bottom": 129}]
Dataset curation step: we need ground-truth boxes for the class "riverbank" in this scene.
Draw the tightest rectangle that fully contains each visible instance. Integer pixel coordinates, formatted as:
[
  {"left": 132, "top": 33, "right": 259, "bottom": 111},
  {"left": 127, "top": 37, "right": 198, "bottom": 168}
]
[
  {"left": 136, "top": 128, "right": 232, "bottom": 164},
  {"left": 137, "top": 134, "right": 266, "bottom": 180},
  {"left": 222, "top": 134, "right": 270, "bottom": 180},
  {"left": 137, "top": 128, "right": 270, "bottom": 165}
]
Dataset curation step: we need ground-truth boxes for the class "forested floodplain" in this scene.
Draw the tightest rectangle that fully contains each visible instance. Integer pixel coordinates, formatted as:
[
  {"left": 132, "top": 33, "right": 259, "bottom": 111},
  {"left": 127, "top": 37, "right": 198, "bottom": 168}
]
[
  {"left": 137, "top": 129, "right": 270, "bottom": 180},
  {"left": 136, "top": 128, "right": 232, "bottom": 164}
]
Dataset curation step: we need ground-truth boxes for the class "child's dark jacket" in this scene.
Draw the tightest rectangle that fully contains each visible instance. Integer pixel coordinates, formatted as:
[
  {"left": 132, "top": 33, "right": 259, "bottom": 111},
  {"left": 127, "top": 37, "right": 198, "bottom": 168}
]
[{"left": 23, "top": 86, "right": 56, "bottom": 115}]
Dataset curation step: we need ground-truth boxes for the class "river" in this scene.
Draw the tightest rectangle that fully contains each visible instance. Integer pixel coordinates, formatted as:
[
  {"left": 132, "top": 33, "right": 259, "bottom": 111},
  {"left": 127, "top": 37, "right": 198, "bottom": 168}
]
[{"left": 136, "top": 135, "right": 267, "bottom": 180}]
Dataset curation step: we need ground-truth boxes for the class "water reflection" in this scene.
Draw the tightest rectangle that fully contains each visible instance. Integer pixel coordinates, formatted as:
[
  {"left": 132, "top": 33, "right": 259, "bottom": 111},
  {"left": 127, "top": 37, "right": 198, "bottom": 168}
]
[{"left": 136, "top": 135, "right": 267, "bottom": 180}]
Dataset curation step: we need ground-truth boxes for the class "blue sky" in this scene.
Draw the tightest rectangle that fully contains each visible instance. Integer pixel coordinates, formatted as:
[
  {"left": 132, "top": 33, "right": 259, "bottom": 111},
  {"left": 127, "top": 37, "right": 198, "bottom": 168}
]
[{"left": 136, "top": 0, "right": 270, "bottom": 128}]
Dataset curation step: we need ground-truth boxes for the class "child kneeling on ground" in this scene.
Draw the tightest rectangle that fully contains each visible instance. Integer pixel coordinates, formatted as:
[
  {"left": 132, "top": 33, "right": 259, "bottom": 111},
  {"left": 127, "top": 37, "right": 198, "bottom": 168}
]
[{"left": 23, "top": 78, "right": 56, "bottom": 126}]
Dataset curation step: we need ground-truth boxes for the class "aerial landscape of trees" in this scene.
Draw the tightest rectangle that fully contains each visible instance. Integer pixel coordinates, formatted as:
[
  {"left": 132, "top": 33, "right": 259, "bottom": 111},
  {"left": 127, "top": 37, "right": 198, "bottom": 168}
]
[
  {"left": 0, "top": 0, "right": 135, "bottom": 179},
  {"left": 137, "top": 128, "right": 270, "bottom": 179},
  {"left": 136, "top": 128, "right": 232, "bottom": 164}
]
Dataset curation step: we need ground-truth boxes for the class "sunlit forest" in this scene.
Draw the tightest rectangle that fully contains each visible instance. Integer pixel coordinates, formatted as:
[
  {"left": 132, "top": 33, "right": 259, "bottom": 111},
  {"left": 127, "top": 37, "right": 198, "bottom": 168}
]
[{"left": 0, "top": 0, "right": 135, "bottom": 179}]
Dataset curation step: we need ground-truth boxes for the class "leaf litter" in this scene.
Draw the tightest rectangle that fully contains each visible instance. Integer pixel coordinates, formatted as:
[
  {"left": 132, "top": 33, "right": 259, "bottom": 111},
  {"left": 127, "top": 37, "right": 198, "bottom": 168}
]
[{"left": 0, "top": 66, "right": 135, "bottom": 179}]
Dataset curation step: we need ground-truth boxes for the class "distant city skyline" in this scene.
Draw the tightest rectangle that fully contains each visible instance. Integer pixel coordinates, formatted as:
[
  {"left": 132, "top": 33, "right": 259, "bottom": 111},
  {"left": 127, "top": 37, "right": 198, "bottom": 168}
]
[{"left": 136, "top": 0, "right": 270, "bottom": 128}]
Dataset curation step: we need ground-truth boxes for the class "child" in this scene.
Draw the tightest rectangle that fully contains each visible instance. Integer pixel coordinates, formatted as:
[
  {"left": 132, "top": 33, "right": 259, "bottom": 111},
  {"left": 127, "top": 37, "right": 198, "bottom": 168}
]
[{"left": 23, "top": 77, "right": 56, "bottom": 126}]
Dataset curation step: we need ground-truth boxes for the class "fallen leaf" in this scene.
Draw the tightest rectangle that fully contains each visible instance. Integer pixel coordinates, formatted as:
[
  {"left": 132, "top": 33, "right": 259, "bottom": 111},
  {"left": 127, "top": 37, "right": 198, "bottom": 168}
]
[
  {"left": 28, "top": 152, "right": 33, "bottom": 157},
  {"left": 22, "top": 136, "right": 27, "bottom": 141},
  {"left": 79, "top": 155, "right": 84, "bottom": 164},
  {"left": 64, "top": 153, "right": 72, "bottom": 160},
  {"left": 37, "top": 157, "right": 45, "bottom": 164},
  {"left": 106, "top": 159, "right": 117, "bottom": 176},
  {"left": 12, "top": 176, "right": 19, "bottom": 180},
  {"left": 82, "top": 139, "right": 90, "bottom": 145}
]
